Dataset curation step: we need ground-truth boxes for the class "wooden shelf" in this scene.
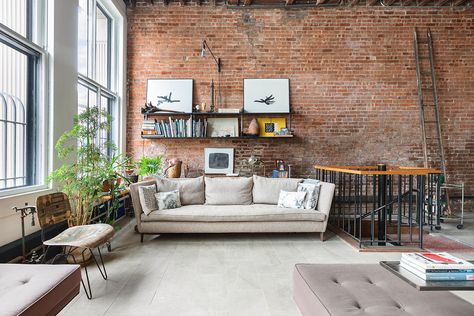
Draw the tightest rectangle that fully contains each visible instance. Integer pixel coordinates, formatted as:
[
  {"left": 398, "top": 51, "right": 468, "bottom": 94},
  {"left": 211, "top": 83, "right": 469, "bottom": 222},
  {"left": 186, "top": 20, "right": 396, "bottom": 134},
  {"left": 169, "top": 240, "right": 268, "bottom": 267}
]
[
  {"left": 141, "top": 135, "right": 294, "bottom": 140},
  {"left": 144, "top": 111, "right": 292, "bottom": 118}
]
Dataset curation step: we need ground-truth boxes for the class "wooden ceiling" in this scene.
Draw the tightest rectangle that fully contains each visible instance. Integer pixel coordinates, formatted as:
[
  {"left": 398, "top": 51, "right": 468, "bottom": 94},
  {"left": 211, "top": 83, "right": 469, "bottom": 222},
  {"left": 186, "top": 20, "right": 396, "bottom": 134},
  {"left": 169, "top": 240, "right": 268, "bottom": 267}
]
[{"left": 124, "top": 0, "right": 473, "bottom": 8}]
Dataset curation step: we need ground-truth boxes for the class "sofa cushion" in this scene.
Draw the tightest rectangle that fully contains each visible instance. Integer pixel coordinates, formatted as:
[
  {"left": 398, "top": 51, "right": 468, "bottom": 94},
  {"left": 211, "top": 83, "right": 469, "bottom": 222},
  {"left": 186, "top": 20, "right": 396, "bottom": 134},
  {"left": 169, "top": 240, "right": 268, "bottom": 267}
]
[
  {"left": 156, "top": 177, "right": 205, "bottom": 205},
  {"left": 141, "top": 204, "right": 326, "bottom": 222},
  {"left": 205, "top": 177, "right": 253, "bottom": 205},
  {"left": 138, "top": 184, "right": 158, "bottom": 215},
  {"left": 253, "top": 175, "right": 303, "bottom": 204},
  {"left": 155, "top": 190, "right": 181, "bottom": 210},
  {"left": 297, "top": 182, "right": 321, "bottom": 210},
  {"left": 277, "top": 190, "right": 307, "bottom": 209}
]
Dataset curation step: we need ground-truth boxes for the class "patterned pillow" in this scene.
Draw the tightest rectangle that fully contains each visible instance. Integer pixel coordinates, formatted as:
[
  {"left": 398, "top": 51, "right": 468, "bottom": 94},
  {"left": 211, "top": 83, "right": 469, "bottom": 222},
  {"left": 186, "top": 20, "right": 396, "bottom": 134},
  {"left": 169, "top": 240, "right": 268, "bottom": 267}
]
[
  {"left": 155, "top": 190, "right": 182, "bottom": 210},
  {"left": 297, "top": 183, "right": 321, "bottom": 210},
  {"left": 277, "top": 190, "right": 307, "bottom": 209},
  {"left": 138, "top": 184, "right": 158, "bottom": 215}
]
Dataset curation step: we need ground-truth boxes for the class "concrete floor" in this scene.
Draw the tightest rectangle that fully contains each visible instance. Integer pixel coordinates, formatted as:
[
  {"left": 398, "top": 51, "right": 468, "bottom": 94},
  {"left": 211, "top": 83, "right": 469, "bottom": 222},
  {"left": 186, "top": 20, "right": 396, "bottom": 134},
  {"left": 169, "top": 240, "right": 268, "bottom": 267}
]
[{"left": 60, "top": 217, "right": 474, "bottom": 316}]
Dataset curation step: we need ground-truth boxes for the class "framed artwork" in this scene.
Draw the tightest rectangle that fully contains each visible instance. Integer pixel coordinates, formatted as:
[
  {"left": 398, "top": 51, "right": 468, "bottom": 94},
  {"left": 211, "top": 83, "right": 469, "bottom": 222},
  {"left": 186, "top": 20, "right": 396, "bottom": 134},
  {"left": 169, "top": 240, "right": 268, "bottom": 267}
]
[
  {"left": 243, "top": 78, "right": 290, "bottom": 113},
  {"left": 204, "top": 148, "right": 234, "bottom": 174},
  {"left": 146, "top": 79, "right": 193, "bottom": 113},
  {"left": 207, "top": 118, "right": 239, "bottom": 137}
]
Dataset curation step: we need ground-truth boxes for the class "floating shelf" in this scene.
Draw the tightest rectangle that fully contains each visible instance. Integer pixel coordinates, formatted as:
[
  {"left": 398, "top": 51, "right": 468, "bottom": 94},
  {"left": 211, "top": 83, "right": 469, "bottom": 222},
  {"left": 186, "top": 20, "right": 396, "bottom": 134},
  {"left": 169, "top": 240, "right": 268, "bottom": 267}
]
[
  {"left": 143, "top": 111, "right": 292, "bottom": 118},
  {"left": 141, "top": 135, "right": 294, "bottom": 140}
]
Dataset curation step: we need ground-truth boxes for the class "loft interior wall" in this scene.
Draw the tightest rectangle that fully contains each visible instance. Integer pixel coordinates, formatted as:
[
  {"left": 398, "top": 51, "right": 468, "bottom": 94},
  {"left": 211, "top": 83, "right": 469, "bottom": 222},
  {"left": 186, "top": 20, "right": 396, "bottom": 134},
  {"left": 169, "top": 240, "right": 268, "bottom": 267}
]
[{"left": 126, "top": 6, "right": 474, "bottom": 195}]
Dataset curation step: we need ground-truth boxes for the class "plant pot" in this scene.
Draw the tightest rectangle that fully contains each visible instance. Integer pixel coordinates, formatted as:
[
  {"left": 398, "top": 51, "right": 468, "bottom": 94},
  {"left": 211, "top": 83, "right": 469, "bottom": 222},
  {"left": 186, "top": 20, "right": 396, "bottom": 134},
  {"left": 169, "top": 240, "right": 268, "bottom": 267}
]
[
  {"left": 102, "top": 178, "right": 122, "bottom": 192},
  {"left": 66, "top": 246, "right": 93, "bottom": 265},
  {"left": 128, "top": 175, "right": 139, "bottom": 183}
]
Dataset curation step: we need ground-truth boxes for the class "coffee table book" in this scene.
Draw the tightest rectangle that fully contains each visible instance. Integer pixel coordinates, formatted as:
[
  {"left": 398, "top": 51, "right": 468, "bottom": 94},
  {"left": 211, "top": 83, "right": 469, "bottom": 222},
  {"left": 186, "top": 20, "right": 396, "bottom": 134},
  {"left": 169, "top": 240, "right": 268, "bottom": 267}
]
[{"left": 380, "top": 261, "right": 474, "bottom": 291}]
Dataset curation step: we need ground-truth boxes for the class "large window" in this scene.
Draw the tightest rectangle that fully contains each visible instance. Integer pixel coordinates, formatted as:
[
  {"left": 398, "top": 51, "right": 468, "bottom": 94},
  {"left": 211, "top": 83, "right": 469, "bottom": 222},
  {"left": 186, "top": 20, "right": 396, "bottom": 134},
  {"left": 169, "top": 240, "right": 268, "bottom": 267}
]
[
  {"left": 78, "top": 0, "right": 117, "bottom": 152},
  {"left": 0, "top": 0, "right": 45, "bottom": 192}
]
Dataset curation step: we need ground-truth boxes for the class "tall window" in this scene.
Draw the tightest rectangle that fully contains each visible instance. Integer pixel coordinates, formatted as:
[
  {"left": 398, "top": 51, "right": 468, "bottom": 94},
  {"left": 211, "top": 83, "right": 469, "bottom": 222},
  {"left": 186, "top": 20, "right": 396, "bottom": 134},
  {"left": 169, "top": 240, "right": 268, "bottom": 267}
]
[
  {"left": 0, "top": 0, "right": 45, "bottom": 191},
  {"left": 78, "top": 0, "right": 117, "bottom": 152}
]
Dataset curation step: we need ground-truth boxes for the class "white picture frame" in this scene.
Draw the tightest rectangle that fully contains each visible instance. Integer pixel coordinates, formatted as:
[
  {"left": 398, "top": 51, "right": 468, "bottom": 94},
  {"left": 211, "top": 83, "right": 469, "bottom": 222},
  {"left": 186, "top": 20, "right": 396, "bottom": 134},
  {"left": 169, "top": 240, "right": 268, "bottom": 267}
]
[
  {"left": 204, "top": 148, "right": 234, "bottom": 174},
  {"left": 243, "top": 78, "right": 290, "bottom": 113},
  {"left": 207, "top": 118, "right": 239, "bottom": 137},
  {"left": 146, "top": 79, "right": 193, "bottom": 113}
]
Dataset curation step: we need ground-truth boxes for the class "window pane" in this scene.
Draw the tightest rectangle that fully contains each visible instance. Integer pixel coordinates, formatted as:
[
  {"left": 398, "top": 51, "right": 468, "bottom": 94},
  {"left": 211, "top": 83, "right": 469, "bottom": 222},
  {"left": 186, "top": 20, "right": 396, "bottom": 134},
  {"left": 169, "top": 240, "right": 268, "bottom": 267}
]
[
  {"left": 0, "top": 0, "right": 28, "bottom": 38},
  {"left": 78, "top": 0, "right": 90, "bottom": 76},
  {"left": 0, "top": 42, "right": 29, "bottom": 190},
  {"left": 96, "top": 6, "right": 110, "bottom": 87}
]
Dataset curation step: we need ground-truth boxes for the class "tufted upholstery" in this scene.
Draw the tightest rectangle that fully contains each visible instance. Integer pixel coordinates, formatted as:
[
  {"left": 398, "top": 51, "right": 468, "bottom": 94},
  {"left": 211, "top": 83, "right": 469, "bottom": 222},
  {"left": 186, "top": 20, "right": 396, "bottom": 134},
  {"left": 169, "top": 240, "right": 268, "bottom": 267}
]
[
  {"left": 293, "top": 264, "right": 474, "bottom": 316},
  {"left": 0, "top": 264, "right": 81, "bottom": 316}
]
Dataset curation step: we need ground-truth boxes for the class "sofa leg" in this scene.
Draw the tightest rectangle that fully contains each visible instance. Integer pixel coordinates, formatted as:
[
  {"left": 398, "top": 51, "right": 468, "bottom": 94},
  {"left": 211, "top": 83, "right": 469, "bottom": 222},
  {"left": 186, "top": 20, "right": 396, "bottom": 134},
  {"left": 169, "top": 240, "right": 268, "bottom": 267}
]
[
  {"left": 320, "top": 232, "right": 325, "bottom": 242},
  {"left": 140, "top": 234, "right": 144, "bottom": 243}
]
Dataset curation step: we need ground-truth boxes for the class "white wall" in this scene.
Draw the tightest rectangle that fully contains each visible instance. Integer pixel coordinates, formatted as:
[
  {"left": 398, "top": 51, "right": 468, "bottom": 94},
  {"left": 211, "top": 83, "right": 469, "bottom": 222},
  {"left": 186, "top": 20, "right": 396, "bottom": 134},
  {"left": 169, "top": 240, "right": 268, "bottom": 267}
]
[
  {"left": 0, "top": 0, "right": 127, "bottom": 247},
  {"left": 0, "top": 0, "right": 78, "bottom": 246}
]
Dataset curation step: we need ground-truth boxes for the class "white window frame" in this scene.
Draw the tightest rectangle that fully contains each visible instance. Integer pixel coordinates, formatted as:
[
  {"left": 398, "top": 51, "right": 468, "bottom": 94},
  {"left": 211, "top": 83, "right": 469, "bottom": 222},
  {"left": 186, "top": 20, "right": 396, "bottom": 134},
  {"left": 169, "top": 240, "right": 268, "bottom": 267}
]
[{"left": 0, "top": 0, "right": 49, "bottom": 198}]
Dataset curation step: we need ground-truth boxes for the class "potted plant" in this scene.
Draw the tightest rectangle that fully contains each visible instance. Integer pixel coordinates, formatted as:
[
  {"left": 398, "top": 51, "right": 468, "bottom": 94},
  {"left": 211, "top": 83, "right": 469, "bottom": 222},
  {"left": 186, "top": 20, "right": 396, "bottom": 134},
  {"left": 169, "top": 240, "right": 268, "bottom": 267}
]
[
  {"left": 136, "top": 155, "right": 164, "bottom": 180},
  {"left": 49, "top": 106, "right": 128, "bottom": 227}
]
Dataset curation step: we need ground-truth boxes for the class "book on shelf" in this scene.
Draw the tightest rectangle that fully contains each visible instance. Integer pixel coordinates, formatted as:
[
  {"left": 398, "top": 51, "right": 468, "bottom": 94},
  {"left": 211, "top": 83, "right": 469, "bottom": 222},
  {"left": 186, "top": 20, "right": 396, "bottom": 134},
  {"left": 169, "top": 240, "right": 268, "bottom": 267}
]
[{"left": 143, "top": 117, "right": 210, "bottom": 138}]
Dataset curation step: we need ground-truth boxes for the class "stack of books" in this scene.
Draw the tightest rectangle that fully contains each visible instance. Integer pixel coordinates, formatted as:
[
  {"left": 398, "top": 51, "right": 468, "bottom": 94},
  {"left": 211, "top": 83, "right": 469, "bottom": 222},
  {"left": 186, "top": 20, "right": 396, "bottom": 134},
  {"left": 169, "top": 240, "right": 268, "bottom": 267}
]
[
  {"left": 401, "top": 252, "right": 474, "bottom": 281},
  {"left": 142, "top": 120, "right": 157, "bottom": 135}
]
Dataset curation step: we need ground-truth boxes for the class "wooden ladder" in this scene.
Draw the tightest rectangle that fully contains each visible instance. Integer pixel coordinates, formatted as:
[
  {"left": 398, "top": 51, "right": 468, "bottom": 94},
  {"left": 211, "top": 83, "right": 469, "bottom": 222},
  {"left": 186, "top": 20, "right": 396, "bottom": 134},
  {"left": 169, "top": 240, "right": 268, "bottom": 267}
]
[{"left": 413, "top": 28, "right": 451, "bottom": 215}]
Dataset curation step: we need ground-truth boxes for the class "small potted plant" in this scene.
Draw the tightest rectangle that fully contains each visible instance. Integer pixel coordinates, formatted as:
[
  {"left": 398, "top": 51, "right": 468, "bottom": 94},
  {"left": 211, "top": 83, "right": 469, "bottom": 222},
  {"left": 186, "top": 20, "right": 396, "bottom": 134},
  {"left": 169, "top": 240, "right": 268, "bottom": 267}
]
[{"left": 136, "top": 155, "right": 164, "bottom": 180}]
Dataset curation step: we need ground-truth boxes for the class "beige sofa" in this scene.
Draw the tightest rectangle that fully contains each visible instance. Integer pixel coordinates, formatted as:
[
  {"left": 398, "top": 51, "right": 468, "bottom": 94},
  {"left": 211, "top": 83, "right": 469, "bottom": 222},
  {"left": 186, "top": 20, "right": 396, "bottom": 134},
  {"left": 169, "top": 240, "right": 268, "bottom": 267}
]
[{"left": 130, "top": 176, "right": 335, "bottom": 242}]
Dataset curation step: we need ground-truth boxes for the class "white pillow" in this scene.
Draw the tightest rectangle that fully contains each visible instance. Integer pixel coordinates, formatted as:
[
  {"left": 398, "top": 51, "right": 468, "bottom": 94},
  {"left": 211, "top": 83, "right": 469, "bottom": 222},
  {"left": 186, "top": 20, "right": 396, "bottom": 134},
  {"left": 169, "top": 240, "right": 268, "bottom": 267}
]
[
  {"left": 277, "top": 190, "right": 307, "bottom": 209},
  {"left": 155, "top": 190, "right": 182, "bottom": 210},
  {"left": 138, "top": 184, "right": 158, "bottom": 215},
  {"left": 297, "top": 183, "right": 321, "bottom": 210}
]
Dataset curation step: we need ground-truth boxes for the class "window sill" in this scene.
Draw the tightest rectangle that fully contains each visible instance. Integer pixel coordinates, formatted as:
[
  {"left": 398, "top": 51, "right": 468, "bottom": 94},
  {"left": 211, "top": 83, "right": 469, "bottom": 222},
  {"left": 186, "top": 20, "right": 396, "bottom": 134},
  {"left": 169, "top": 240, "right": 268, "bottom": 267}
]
[{"left": 0, "top": 185, "right": 52, "bottom": 200}]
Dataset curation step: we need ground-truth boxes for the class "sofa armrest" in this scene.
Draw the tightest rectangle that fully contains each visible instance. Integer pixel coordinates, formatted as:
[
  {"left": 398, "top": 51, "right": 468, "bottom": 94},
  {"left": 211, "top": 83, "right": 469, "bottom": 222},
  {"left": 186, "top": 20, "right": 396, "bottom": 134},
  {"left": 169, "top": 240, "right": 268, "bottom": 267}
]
[
  {"left": 317, "top": 182, "right": 335, "bottom": 220},
  {"left": 129, "top": 180, "right": 157, "bottom": 230}
]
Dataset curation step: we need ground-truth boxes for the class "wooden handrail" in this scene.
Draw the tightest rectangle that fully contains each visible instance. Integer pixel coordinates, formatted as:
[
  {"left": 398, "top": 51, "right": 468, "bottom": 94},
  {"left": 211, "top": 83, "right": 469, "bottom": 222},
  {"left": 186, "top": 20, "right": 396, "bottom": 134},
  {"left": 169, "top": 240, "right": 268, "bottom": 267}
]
[{"left": 314, "top": 165, "right": 441, "bottom": 175}]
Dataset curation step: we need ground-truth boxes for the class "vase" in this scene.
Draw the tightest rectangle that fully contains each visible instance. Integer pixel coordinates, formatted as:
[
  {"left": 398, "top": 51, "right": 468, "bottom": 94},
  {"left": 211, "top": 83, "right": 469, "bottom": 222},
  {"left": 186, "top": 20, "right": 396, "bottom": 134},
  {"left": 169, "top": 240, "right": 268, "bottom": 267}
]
[{"left": 248, "top": 118, "right": 259, "bottom": 135}]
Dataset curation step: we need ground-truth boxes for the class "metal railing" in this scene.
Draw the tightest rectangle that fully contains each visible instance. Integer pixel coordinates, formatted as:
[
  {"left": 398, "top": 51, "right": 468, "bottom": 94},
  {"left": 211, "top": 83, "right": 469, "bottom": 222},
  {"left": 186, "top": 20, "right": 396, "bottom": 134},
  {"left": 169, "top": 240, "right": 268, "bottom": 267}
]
[{"left": 315, "top": 165, "right": 442, "bottom": 249}]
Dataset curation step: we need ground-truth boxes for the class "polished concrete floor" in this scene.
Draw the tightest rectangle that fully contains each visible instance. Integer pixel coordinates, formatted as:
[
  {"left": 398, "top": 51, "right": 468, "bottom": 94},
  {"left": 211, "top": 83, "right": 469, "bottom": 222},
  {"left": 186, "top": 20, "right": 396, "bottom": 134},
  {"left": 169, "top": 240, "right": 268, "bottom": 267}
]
[{"left": 60, "top": 218, "right": 474, "bottom": 316}]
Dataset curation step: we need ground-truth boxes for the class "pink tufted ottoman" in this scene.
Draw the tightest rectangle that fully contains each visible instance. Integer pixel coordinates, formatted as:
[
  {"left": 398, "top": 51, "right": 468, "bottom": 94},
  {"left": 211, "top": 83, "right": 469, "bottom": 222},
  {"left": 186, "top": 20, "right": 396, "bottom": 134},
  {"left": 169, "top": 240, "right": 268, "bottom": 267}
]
[
  {"left": 0, "top": 264, "right": 81, "bottom": 316},
  {"left": 293, "top": 264, "right": 474, "bottom": 316}
]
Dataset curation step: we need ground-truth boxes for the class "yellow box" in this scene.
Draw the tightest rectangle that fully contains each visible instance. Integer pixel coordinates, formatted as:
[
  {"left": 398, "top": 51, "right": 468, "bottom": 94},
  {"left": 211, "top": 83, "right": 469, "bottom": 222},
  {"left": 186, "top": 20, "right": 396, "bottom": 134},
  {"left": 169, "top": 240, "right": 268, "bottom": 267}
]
[{"left": 256, "top": 118, "right": 287, "bottom": 137}]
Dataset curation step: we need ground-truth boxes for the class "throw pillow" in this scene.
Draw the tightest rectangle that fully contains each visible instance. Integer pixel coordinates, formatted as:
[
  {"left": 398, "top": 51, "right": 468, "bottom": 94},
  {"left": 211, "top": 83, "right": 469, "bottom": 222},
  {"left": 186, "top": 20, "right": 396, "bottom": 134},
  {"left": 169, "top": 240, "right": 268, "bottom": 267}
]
[
  {"left": 155, "top": 190, "right": 182, "bottom": 210},
  {"left": 138, "top": 184, "right": 158, "bottom": 215},
  {"left": 277, "top": 190, "right": 307, "bottom": 209},
  {"left": 297, "top": 182, "right": 321, "bottom": 210},
  {"left": 303, "top": 178, "right": 321, "bottom": 185}
]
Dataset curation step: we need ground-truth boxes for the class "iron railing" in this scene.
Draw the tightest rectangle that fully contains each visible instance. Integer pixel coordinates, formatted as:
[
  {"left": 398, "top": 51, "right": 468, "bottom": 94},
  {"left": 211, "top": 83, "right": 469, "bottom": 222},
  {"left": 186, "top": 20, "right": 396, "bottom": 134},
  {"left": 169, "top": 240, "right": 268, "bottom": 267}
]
[{"left": 315, "top": 165, "right": 442, "bottom": 249}]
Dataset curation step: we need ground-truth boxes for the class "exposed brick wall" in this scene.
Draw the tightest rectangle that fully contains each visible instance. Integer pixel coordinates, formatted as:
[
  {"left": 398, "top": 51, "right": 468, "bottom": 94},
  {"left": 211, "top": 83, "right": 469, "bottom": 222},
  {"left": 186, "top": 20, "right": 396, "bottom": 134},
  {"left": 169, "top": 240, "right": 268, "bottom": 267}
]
[{"left": 126, "top": 4, "right": 474, "bottom": 194}]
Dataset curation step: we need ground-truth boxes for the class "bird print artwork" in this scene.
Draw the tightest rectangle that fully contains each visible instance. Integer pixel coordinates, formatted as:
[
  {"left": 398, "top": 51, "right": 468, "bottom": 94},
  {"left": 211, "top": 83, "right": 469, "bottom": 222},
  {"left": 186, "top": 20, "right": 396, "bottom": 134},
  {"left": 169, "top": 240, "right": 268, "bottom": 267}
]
[
  {"left": 157, "top": 92, "right": 181, "bottom": 106},
  {"left": 254, "top": 94, "right": 275, "bottom": 105}
]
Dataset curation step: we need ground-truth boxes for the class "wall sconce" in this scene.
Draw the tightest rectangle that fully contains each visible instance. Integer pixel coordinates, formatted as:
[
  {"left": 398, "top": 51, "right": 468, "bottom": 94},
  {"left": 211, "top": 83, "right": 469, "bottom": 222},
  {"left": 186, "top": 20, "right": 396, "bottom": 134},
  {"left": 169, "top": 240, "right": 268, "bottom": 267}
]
[{"left": 200, "top": 40, "right": 221, "bottom": 73}]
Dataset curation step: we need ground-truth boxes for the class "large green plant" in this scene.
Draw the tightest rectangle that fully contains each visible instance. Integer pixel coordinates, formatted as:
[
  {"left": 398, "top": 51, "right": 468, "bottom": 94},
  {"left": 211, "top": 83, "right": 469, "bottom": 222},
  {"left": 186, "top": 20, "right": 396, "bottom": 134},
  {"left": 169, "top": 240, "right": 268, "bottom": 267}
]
[{"left": 49, "top": 106, "right": 127, "bottom": 226}]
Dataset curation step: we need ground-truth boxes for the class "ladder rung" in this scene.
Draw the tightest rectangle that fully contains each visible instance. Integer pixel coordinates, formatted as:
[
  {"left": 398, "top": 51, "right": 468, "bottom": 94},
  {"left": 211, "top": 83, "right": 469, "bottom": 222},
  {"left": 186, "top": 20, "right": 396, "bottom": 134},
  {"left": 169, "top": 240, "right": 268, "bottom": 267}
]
[
  {"left": 418, "top": 56, "right": 430, "bottom": 60},
  {"left": 424, "top": 121, "right": 438, "bottom": 124}
]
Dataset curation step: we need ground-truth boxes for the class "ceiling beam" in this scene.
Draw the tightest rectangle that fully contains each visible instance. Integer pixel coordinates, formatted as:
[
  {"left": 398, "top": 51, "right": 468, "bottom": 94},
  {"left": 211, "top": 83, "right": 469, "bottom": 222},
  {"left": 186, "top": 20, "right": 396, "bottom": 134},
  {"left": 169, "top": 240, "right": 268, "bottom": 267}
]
[
  {"left": 286, "top": 0, "right": 296, "bottom": 5},
  {"left": 366, "top": 0, "right": 380, "bottom": 5},
  {"left": 243, "top": 0, "right": 253, "bottom": 5},
  {"left": 348, "top": 0, "right": 361, "bottom": 5},
  {"left": 436, "top": 0, "right": 450, "bottom": 4},
  {"left": 453, "top": 0, "right": 467, "bottom": 5},
  {"left": 418, "top": 0, "right": 431, "bottom": 5}
]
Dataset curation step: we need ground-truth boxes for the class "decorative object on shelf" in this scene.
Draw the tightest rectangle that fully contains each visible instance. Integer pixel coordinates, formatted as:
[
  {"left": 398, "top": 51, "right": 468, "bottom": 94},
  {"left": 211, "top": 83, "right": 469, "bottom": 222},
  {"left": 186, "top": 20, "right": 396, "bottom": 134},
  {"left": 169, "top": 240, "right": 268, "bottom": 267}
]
[
  {"left": 146, "top": 79, "right": 193, "bottom": 113},
  {"left": 210, "top": 79, "right": 216, "bottom": 112},
  {"left": 272, "top": 159, "right": 291, "bottom": 178},
  {"left": 200, "top": 39, "right": 221, "bottom": 73},
  {"left": 257, "top": 117, "right": 287, "bottom": 137},
  {"left": 164, "top": 158, "right": 183, "bottom": 178},
  {"left": 218, "top": 108, "right": 241, "bottom": 114},
  {"left": 237, "top": 154, "right": 265, "bottom": 177},
  {"left": 207, "top": 117, "right": 239, "bottom": 137},
  {"left": 244, "top": 78, "right": 290, "bottom": 113},
  {"left": 204, "top": 148, "right": 234, "bottom": 174},
  {"left": 243, "top": 118, "right": 259, "bottom": 136}
]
